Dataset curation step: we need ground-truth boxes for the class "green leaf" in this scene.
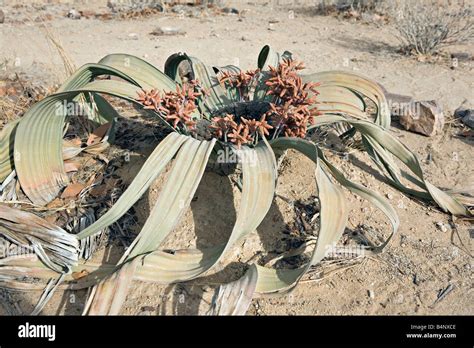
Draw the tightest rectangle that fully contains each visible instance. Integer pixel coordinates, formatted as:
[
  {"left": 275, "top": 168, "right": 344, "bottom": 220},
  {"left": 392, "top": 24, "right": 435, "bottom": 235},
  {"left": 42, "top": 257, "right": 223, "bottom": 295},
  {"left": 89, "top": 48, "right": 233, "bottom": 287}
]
[
  {"left": 77, "top": 132, "right": 187, "bottom": 240},
  {"left": 83, "top": 136, "right": 216, "bottom": 314},
  {"left": 310, "top": 115, "right": 471, "bottom": 216},
  {"left": 209, "top": 264, "right": 258, "bottom": 315},
  {"left": 302, "top": 71, "right": 391, "bottom": 130},
  {"left": 14, "top": 78, "right": 171, "bottom": 205},
  {"left": 254, "top": 45, "right": 292, "bottom": 102},
  {"left": 134, "top": 141, "right": 277, "bottom": 284},
  {"left": 98, "top": 54, "right": 177, "bottom": 91}
]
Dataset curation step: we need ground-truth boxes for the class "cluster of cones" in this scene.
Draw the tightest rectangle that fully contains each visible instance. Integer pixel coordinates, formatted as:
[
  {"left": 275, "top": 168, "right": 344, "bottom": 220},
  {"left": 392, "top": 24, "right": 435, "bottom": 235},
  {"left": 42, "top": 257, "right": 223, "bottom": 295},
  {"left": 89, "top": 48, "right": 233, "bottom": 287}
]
[
  {"left": 136, "top": 80, "right": 206, "bottom": 131},
  {"left": 136, "top": 58, "right": 320, "bottom": 147}
]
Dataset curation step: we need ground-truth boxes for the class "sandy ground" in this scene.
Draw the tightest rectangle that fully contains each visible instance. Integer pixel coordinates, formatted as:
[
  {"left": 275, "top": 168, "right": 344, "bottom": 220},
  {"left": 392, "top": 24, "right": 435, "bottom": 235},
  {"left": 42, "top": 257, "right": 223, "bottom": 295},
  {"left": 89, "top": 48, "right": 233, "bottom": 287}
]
[{"left": 0, "top": 1, "right": 473, "bottom": 315}]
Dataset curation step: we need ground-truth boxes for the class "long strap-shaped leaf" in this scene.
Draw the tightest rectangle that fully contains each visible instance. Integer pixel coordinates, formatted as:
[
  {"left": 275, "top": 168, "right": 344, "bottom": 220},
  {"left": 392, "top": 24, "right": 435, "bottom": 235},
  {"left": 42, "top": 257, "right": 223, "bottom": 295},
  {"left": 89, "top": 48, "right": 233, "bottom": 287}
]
[
  {"left": 0, "top": 132, "right": 185, "bottom": 311},
  {"left": 14, "top": 56, "right": 178, "bottom": 205},
  {"left": 0, "top": 120, "right": 18, "bottom": 182},
  {"left": 302, "top": 71, "right": 391, "bottom": 129},
  {"left": 123, "top": 137, "right": 217, "bottom": 260},
  {"left": 77, "top": 132, "right": 188, "bottom": 240},
  {"left": 165, "top": 53, "right": 230, "bottom": 115},
  {"left": 84, "top": 137, "right": 216, "bottom": 315},
  {"left": 209, "top": 264, "right": 258, "bottom": 315},
  {"left": 133, "top": 142, "right": 277, "bottom": 284},
  {"left": 98, "top": 54, "right": 178, "bottom": 91},
  {"left": 0, "top": 150, "right": 349, "bottom": 305},
  {"left": 214, "top": 142, "right": 349, "bottom": 312},
  {"left": 310, "top": 115, "right": 471, "bottom": 216},
  {"left": 14, "top": 78, "right": 168, "bottom": 205},
  {"left": 316, "top": 85, "right": 366, "bottom": 118},
  {"left": 248, "top": 138, "right": 349, "bottom": 294},
  {"left": 213, "top": 137, "right": 395, "bottom": 308}
]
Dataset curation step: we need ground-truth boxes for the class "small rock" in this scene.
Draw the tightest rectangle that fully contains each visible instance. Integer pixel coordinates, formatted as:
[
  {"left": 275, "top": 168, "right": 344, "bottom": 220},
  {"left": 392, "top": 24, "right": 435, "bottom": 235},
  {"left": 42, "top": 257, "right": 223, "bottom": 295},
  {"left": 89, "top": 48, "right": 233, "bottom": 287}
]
[
  {"left": 398, "top": 100, "right": 444, "bottom": 136},
  {"left": 268, "top": 18, "right": 279, "bottom": 24},
  {"left": 67, "top": 9, "right": 81, "bottom": 20},
  {"left": 454, "top": 107, "right": 474, "bottom": 129},
  {"left": 241, "top": 36, "right": 248, "bottom": 41},
  {"left": 386, "top": 193, "right": 393, "bottom": 200},
  {"left": 435, "top": 221, "right": 448, "bottom": 233},
  {"left": 128, "top": 33, "right": 139, "bottom": 40},
  {"left": 0, "top": 9, "right": 5, "bottom": 24}
]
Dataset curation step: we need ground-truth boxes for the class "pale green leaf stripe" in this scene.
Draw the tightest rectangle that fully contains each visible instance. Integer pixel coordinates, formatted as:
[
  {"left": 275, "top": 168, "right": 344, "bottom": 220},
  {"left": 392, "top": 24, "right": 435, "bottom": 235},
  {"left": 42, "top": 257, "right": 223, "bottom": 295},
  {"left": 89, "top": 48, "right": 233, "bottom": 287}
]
[
  {"left": 188, "top": 56, "right": 230, "bottom": 113},
  {"left": 0, "top": 119, "right": 19, "bottom": 182},
  {"left": 83, "top": 259, "right": 138, "bottom": 315},
  {"left": 241, "top": 138, "right": 349, "bottom": 295},
  {"left": 13, "top": 79, "right": 167, "bottom": 205},
  {"left": 362, "top": 135, "right": 431, "bottom": 198},
  {"left": 302, "top": 71, "right": 390, "bottom": 129},
  {"left": 133, "top": 142, "right": 277, "bottom": 284},
  {"left": 137, "top": 140, "right": 347, "bottom": 299},
  {"left": 316, "top": 85, "right": 366, "bottom": 114},
  {"left": 254, "top": 157, "right": 348, "bottom": 295},
  {"left": 98, "top": 54, "right": 178, "bottom": 91},
  {"left": 83, "top": 137, "right": 216, "bottom": 314},
  {"left": 209, "top": 264, "right": 258, "bottom": 315},
  {"left": 312, "top": 156, "right": 349, "bottom": 264},
  {"left": 14, "top": 55, "right": 177, "bottom": 204},
  {"left": 57, "top": 63, "right": 140, "bottom": 92},
  {"left": 14, "top": 97, "right": 72, "bottom": 204},
  {"left": 316, "top": 147, "right": 399, "bottom": 251},
  {"left": 122, "top": 137, "right": 217, "bottom": 261},
  {"left": 77, "top": 132, "right": 187, "bottom": 240}
]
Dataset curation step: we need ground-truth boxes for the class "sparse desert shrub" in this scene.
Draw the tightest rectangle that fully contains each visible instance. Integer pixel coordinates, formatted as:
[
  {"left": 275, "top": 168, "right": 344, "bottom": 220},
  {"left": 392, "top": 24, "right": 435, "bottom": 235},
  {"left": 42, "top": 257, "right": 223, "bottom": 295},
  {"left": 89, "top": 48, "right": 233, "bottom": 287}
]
[{"left": 391, "top": 0, "right": 474, "bottom": 55}]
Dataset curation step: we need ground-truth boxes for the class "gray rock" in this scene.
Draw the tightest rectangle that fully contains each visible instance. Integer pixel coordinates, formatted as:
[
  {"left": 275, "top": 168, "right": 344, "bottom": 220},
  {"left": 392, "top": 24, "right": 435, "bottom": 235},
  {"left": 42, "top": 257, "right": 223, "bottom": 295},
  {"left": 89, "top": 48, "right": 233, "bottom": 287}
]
[
  {"left": 0, "top": 9, "right": 4, "bottom": 24},
  {"left": 454, "top": 107, "right": 474, "bottom": 129},
  {"left": 108, "top": 0, "right": 164, "bottom": 12},
  {"left": 398, "top": 100, "right": 444, "bottom": 137}
]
